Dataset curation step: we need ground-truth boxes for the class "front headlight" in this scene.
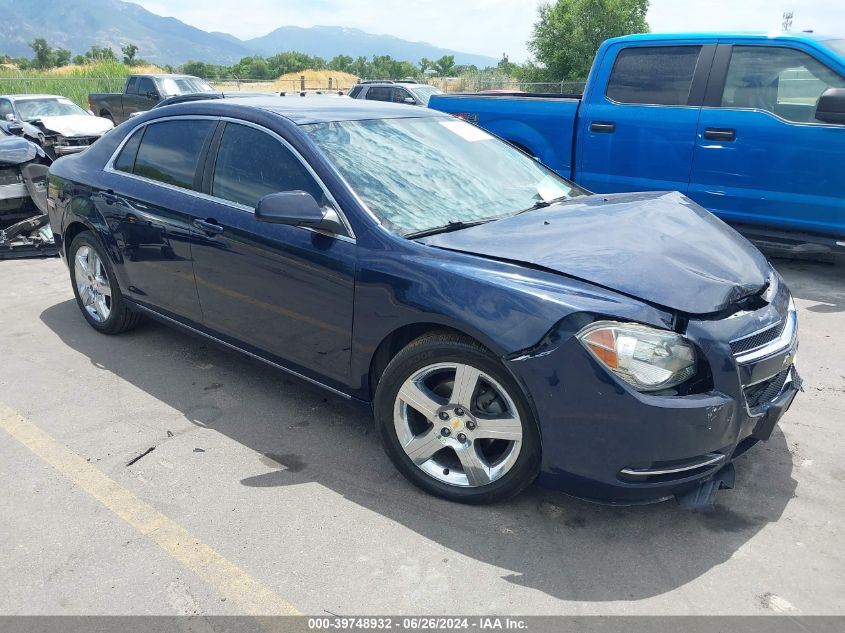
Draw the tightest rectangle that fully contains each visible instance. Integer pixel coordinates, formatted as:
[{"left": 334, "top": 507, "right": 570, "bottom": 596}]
[{"left": 576, "top": 321, "right": 697, "bottom": 392}]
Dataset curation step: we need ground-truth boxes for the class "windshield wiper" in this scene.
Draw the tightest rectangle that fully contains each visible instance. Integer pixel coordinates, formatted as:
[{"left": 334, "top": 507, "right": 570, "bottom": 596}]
[
  {"left": 515, "top": 195, "right": 570, "bottom": 215},
  {"left": 405, "top": 218, "right": 493, "bottom": 239}
]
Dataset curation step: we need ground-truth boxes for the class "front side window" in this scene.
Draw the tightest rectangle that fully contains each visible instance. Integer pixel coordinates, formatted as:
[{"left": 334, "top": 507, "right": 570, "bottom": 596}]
[
  {"left": 606, "top": 46, "right": 702, "bottom": 106},
  {"left": 137, "top": 78, "right": 156, "bottom": 96},
  {"left": 304, "top": 116, "right": 578, "bottom": 235},
  {"left": 131, "top": 120, "right": 214, "bottom": 189},
  {"left": 721, "top": 46, "right": 845, "bottom": 123},
  {"left": 365, "top": 87, "right": 392, "bottom": 102},
  {"left": 392, "top": 88, "right": 413, "bottom": 104},
  {"left": 211, "top": 123, "right": 321, "bottom": 208}
]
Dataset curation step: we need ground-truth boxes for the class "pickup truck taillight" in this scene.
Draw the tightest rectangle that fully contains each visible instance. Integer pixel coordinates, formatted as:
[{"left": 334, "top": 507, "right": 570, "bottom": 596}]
[{"left": 87, "top": 96, "right": 94, "bottom": 112}]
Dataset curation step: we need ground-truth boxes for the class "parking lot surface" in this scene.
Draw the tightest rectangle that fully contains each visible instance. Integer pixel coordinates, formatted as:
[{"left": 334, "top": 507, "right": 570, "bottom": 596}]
[{"left": 1, "top": 256, "right": 843, "bottom": 616}]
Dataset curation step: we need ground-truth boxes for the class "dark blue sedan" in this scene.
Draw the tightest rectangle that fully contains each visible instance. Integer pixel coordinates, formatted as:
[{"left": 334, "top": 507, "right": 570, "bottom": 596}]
[{"left": 46, "top": 97, "right": 800, "bottom": 506}]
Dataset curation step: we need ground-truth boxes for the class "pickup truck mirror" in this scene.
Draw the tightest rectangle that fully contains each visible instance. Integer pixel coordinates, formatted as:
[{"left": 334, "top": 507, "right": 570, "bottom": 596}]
[
  {"left": 146, "top": 91, "right": 160, "bottom": 100},
  {"left": 815, "top": 88, "right": 845, "bottom": 124},
  {"left": 255, "top": 191, "right": 344, "bottom": 234},
  {"left": 403, "top": 97, "right": 416, "bottom": 105}
]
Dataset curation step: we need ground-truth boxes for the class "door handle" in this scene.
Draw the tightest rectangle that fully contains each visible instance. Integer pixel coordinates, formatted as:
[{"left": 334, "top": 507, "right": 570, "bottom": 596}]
[
  {"left": 590, "top": 121, "right": 616, "bottom": 133},
  {"left": 193, "top": 218, "right": 224, "bottom": 236},
  {"left": 704, "top": 128, "right": 736, "bottom": 142}
]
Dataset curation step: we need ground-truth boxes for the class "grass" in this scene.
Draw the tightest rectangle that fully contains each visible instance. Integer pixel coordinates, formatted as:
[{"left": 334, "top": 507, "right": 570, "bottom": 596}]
[{"left": 0, "top": 62, "right": 163, "bottom": 108}]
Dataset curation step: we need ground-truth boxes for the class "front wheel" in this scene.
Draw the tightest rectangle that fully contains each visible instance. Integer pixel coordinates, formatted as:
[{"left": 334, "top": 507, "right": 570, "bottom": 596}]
[{"left": 374, "top": 332, "right": 541, "bottom": 504}]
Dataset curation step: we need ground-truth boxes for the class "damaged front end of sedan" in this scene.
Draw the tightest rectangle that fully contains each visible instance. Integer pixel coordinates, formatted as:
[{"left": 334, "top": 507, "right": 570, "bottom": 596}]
[{"left": 0, "top": 133, "right": 56, "bottom": 259}]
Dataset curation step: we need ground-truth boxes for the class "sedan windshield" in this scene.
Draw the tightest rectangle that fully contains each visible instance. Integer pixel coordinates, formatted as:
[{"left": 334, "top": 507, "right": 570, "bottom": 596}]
[
  {"left": 303, "top": 117, "right": 577, "bottom": 235},
  {"left": 16, "top": 98, "right": 87, "bottom": 120}
]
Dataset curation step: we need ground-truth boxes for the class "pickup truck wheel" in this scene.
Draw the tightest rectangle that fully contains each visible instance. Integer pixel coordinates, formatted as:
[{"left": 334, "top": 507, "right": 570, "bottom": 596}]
[
  {"left": 374, "top": 332, "right": 540, "bottom": 504},
  {"left": 69, "top": 231, "right": 142, "bottom": 334}
]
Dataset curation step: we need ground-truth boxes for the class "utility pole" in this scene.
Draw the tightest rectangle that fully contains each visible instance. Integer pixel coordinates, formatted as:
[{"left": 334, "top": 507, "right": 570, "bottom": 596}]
[{"left": 782, "top": 10, "right": 794, "bottom": 32}]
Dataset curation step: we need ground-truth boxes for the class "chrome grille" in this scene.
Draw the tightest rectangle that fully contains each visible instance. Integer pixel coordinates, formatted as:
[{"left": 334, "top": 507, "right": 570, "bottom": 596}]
[
  {"left": 744, "top": 369, "right": 790, "bottom": 409},
  {"left": 730, "top": 320, "right": 785, "bottom": 356}
]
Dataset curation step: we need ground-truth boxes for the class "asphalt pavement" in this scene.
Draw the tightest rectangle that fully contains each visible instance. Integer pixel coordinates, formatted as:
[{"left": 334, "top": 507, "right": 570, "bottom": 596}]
[{"left": 0, "top": 256, "right": 843, "bottom": 616}]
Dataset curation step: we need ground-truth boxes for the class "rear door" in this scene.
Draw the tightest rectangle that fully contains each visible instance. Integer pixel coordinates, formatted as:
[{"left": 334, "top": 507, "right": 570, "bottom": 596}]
[
  {"left": 189, "top": 121, "right": 356, "bottom": 385},
  {"left": 364, "top": 86, "right": 393, "bottom": 102},
  {"left": 689, "top": 41, "right": 845, "bottom": 238},
  {"left": 577, "top": 42, "right": 716, "bottom": 194},
  {"left": 100, "top": 117, "right": 215, "bottom": 323}
]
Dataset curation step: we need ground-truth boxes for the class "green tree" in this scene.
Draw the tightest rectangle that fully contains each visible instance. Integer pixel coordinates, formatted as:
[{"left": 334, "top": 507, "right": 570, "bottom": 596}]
[
  {"left": 528, "top": 0, "right": 649, "bottom": 80},
  {"left": 433, "top": 55, "right": 456, "bottom": 77},
  {"left": 121, "top": 43, "right": 139, "bottom": 65},
  {"left": 29, "top": 38, "right": 55, "bottom": 69},
  {"left": 84, "top": 45, "right": 117, "bottom": 62},
  {"left": 54, "top": 47, "right": 71, "bottom": 67},
  {"left": 418, "top": 57, "right": 433, "bottom": 73},
  {"left": 328, "top": 55, "right": 354, "bottom": 73}
]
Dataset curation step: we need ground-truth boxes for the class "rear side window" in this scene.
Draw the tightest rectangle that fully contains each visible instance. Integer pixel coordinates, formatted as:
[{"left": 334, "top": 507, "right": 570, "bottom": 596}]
[
  {"left": 0, "top": 99, "right": 13, "bottom": 118},
  {"left": 126, "top": 76, "right": 139, "bottom": 94},
  {"left": 365, "top": 87, "right": 392, "bottom": 102},
  {"left": 113, "top": 128, "right": 143, "bottom": 173},
  {"left": 211, "top": 123, "right": 321, "bottom": 208},
  {"left": 606, "top": 46, "right": 702, "bottom": 105},
  {"left": 131, "top": 120, "right": 214, "bottom": 189},
  {"left": 348, "top": 86, "right": 363, "bottom": 98}
]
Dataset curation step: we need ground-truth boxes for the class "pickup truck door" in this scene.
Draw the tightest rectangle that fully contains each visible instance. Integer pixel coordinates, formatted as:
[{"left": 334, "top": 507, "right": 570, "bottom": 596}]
[
  {"left": 188, "top": 121, "right": 356, "bottom": 387},
  {"left": 121, "top": 77, "right": 157, "bottom": 121},
  {"left": 688, "top": 42, "right": 845, "bottom": 238},
  {"left": 576, "top": 42, "right": 716, "bottom": 194}
]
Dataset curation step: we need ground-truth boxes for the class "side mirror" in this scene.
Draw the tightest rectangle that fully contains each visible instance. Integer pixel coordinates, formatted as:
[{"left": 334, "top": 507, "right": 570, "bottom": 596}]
[
  {"left": 255, "top": 191, "right": 344, "bottom": 234},
  {"left": 403, "top": 97, "right": 416, "bottom": 105},
  {"left": 4, "top": 113, "right": 14, "bottom": 121},
  {"left": 146, "top": 91, "right": 159, "bottom": 100},
  {"left": 816, "top": 87, "right": 845, "bottom": 124}
]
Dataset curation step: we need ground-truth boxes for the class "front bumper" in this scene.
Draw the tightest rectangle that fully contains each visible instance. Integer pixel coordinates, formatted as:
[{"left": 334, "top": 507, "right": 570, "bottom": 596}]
[{"left": 509, "top": 291, "right": 799, "bottom": 504}]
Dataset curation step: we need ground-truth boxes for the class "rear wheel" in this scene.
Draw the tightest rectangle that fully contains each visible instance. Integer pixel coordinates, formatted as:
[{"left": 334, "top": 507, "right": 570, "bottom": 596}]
[
  {"left": 69, "top": 231, "right": 142, "bottom": 334},
  {"left": 374, "top": 332, "right": 541, "bottom": 503}
]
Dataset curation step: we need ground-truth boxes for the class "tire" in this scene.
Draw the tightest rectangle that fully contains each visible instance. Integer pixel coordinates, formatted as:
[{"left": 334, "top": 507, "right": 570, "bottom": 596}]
[
  {"left": 374, "top": 331, "right": 541, "bottom": 504},
  {"left": 68, "top": 231, "right": 143, "bottom": 334}
]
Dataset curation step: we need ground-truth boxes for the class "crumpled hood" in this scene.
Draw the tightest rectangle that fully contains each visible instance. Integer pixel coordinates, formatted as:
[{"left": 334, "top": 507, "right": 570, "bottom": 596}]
[
  {"left": 0, "top": 135, "right": 45, "bottom": 166},
  {"left": 33, "top": 114, "right": 113, "bottom": 138},
  {"left": 420, "top": 191, "right": 770, "bottom": 315}
]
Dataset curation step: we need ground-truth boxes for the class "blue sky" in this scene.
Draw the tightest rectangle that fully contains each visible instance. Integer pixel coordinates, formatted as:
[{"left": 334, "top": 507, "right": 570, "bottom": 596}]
[{"left": 136, "top": 0, "right": 845, "bottom": 62}]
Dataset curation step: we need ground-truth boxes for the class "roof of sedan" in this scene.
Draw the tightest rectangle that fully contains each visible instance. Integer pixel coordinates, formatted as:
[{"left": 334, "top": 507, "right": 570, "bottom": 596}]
[{"left": 161, "top": 95, "right": 446, "bottom": 125}]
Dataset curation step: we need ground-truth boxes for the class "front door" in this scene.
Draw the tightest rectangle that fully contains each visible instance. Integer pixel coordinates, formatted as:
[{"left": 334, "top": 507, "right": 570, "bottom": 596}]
[
  {"left": 689, "top": 43, "right": 845, "bottom": 237},
  {"left": 189, "top": 121, "right": 356, "bottom": 385},
  {"left": 577, "top": 43, "right": 715, "bottom": 194}
]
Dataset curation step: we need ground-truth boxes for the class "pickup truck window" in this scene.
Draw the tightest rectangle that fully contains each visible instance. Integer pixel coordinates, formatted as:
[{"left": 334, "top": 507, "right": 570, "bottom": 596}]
[
  {"left": 130, "top": 120, "right": 214, "bottom": 190},
  {"left": 126, "top": 76, "right": 139, "bottom": 94},
  {"left": 211, "top": 123, "right": 321, "bottom": 208},
  {"left": 721, "top": 46, "right": 845, "bottom": 123},
  {"left": 606, "top": 46, "right": 702, "bottom": 106},
  {"left": 0, "top": 99, "right": 12, "bottom": 118},
  {"left": 137, "top": 77, "right": 156, "bottom": 97}
]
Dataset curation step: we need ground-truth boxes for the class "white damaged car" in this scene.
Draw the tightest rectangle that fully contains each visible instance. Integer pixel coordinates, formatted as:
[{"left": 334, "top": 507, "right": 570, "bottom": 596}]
[{"left": 0, "top": 94, "right": 114, "bottom": 159}]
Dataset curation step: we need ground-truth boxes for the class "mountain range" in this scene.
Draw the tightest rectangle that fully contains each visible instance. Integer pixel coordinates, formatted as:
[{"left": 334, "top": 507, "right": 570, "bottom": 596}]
[{"left": 0, "top": 0, "right": 498, "bottom": 68}]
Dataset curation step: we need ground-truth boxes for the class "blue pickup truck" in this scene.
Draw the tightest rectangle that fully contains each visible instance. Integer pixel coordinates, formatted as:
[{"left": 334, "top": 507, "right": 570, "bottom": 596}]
[{"left": 429, "top": 32, "right": 845, "bottom": 254}]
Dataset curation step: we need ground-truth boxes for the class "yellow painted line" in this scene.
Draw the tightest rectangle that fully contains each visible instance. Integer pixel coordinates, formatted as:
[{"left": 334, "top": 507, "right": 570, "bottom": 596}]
[{"left": 0, "top": 401, "right": 300, "bottom": 617}]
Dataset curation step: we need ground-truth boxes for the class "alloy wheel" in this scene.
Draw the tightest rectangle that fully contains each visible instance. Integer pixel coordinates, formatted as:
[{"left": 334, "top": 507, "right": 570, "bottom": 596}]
[
  {"left": 74, "top": 245, "right": 112, "bottom": 323},
  {"left": 393, "top": 362, "right": 523, "bottom": 487}
]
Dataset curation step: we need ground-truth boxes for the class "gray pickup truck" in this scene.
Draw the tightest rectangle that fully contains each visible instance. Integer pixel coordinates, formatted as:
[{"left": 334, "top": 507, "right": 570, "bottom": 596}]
[{"left": 88, "top": 74, "right": 215, "bottom": 125}]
